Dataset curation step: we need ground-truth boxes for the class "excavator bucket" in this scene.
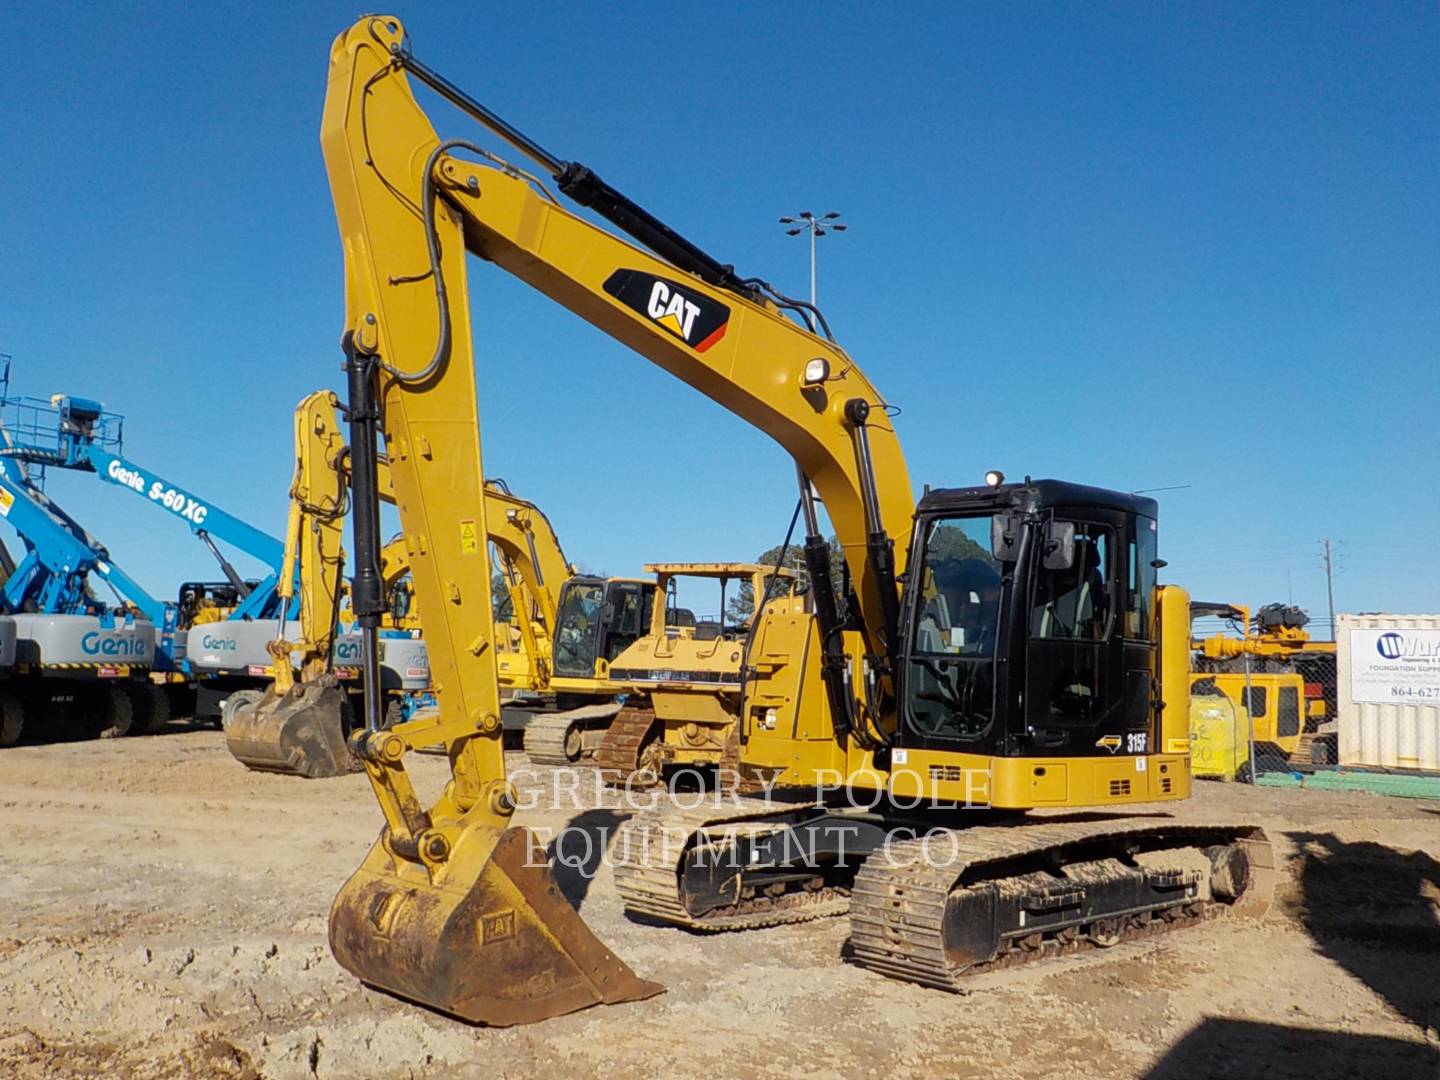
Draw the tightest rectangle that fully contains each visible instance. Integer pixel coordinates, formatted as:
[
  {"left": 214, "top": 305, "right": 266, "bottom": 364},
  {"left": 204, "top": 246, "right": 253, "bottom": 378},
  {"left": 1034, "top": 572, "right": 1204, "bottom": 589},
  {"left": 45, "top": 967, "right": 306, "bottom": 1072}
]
[
  {"left": 224, "top": 674, "right": 354, "bottom": 779},
  {"left": 330, "top": 822, "right": 663, "bottom": 1025}
]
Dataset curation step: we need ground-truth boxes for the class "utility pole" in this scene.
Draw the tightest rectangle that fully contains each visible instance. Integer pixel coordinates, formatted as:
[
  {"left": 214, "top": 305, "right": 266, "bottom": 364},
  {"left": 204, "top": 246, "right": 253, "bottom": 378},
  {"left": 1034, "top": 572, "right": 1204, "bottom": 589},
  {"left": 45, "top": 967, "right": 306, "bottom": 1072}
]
[
  {"left": 1320, "top": 538, "right": 1338, "bottom": 636},
  {"left": 778, "top": 211, "right": 846, "bottom": 306}
]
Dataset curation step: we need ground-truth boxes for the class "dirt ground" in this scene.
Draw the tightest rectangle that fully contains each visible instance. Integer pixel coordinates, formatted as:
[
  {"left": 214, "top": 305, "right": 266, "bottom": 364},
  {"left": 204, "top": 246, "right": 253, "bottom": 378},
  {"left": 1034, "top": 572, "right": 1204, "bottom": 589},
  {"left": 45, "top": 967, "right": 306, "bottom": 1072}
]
[{"left": 1, "top": 724, "right": 1437, "bottom": 1080}]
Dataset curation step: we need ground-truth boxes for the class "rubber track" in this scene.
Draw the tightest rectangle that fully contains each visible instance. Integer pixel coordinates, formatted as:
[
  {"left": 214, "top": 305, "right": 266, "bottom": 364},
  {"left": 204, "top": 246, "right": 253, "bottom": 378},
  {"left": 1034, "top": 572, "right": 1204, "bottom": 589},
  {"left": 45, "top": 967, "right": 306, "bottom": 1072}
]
[
  {"left": 614, "top": 797, "right": 850, "bottom": 931},
  {"left": 849, "top": 819, "right": 1272, "bottom": 992}
]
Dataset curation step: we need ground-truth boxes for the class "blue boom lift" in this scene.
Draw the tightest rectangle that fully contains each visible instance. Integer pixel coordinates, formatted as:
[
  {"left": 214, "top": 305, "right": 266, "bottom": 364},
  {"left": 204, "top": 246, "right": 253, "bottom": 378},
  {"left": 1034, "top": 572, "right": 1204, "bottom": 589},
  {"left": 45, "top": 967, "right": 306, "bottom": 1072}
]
[
  {"left": 0, "top": 362, "right": 301, "bottom": 722},
  {"left": 0, "top": 363, "right": 433, "bottom": 731},
  {"left": 0, "top": 421, "right": 160, "bottom": 744}
]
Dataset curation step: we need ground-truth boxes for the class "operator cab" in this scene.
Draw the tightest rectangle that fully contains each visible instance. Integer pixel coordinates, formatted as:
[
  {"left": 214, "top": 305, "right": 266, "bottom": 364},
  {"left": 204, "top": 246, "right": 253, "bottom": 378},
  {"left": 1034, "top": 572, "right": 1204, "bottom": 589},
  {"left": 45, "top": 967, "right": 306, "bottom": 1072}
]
[
  {"left": 898, "top": 479, "right": 1160, "bottom": 759},
  {"left": 551, "top": 577, "right": 656, "bottom": 678},
  {"left": 177, "top": 579, "right": 261, "bottom": 627}
]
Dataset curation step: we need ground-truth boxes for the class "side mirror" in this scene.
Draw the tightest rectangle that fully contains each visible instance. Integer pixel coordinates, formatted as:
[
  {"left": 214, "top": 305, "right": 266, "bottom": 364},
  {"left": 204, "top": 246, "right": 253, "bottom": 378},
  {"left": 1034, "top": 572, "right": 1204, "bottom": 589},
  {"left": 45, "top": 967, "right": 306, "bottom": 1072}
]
[
  {"left": 990, "top": 512, "right": 1022, "bottom": 561},
  {"left": 1042, "top": 520, "right": 1075, "bottom": 570}
]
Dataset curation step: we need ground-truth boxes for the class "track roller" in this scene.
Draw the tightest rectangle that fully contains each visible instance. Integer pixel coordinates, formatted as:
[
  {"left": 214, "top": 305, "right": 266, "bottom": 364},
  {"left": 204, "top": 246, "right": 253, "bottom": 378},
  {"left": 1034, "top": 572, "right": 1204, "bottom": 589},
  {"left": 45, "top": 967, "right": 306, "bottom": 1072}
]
[{"left": 524, "top": 703, "right": 622, "bottom": 765}]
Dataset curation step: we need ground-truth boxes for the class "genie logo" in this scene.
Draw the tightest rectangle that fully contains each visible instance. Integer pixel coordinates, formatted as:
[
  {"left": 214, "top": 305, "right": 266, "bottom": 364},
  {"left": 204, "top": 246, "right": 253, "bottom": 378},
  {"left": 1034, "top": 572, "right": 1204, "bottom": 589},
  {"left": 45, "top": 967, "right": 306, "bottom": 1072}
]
[
  {"left": 81, "top": 631, "right": 147, "bottom": 657},
  {"left": 106, "top": 458, "right": 146, "bottom": 492},
  {"left": 200, "top": 634, "right": 237, "bottom": 651},
  {"left": 107, "top": 460, "right": 210, "bottom": 524},
  {"left": 1376, "top": 632, "right": 1404, "bottom": 660}
]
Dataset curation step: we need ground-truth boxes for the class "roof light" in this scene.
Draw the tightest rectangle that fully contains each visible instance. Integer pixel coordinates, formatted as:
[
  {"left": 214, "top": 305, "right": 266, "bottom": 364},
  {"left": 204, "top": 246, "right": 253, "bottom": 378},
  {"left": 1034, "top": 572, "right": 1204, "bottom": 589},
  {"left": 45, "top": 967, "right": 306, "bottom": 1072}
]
[{"left": 984, "top": 470, "right": 1005, "bottom": 488}]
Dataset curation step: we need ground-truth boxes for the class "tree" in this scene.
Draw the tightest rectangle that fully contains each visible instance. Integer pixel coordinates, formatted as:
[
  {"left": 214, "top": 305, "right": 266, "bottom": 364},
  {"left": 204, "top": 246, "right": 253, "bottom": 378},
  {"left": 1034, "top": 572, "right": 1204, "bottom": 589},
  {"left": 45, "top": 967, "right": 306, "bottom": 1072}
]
[
  {"left": 725, "top": 535, "right": 845, "bottom": 623},
  {"left": 724, "top": 525, "right": 994, "bottom": 624},
  {"left": 924, "top": 524, "right": 993, "bottom": 566},
  {"left": 492, "top": 569, "right": 515, "bottom": 620}
]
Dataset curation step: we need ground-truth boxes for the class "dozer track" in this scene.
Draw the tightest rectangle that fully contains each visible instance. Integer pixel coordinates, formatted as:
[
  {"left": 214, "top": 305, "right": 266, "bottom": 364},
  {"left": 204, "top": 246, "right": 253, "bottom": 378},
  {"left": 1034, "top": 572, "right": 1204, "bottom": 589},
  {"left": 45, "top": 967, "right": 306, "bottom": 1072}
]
[
  {"left": 848, "top": 819, "right": 1274, "bottom": 991},
  {"left": 593, "top": 706, "right": 659, "bottom": 785},
  {"left": 524, "top": 703, "right": 623, "bottom": 766},
  {"left": 614, "top": 797, "right": 851, "bottom": 931}
]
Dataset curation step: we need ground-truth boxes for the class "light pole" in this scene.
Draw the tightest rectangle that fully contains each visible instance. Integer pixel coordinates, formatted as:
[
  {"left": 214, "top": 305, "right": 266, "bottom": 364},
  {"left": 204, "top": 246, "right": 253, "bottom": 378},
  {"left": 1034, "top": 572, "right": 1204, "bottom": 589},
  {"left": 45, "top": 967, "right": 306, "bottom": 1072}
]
[{"left": 779, "top": 211, "right": 846, "bottom": 306}]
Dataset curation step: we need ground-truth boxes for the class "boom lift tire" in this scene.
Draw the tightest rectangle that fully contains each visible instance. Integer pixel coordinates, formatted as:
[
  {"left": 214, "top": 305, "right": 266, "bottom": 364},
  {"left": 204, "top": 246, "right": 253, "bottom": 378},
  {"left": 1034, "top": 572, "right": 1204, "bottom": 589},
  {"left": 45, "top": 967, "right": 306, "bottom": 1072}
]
[
  {"left": 383, "top": 695, "right": 405, "bottom": 731},
  {"left": 96, "top": 686, "right": 134, "bottom": 739},
  {"left": 0, "top": 691, "right": 23, "bottom": 747},
  {"left": 219, "top": 689, "right": 265, "bottom": 733},
  {"left": 127, "top": 683, "right": 172, "bottom": 735}
]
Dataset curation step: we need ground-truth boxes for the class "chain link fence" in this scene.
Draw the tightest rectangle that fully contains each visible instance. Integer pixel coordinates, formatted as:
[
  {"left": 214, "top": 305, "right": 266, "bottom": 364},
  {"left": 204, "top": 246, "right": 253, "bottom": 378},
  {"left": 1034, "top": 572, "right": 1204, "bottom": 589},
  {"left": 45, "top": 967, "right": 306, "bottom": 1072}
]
[{"left": 1190, "top": 611, "right": 1440, "bottom": 800}]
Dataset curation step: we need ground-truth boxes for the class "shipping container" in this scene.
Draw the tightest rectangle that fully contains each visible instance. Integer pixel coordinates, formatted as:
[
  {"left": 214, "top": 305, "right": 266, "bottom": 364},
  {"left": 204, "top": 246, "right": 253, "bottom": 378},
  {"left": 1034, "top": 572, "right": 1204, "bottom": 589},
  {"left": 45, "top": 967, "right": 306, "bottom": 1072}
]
[{"left": 1336, "top": 613, "right": 1440, "bottom": 774}]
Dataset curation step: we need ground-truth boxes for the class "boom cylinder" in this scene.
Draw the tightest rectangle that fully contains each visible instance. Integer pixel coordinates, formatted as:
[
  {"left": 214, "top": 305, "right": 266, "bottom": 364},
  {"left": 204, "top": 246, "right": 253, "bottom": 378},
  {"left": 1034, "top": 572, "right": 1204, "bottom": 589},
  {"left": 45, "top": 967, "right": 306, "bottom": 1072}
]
[
  {"left": 796, "top": 465, "right": 860, "bottom": 743},
  {"left": 342, "top": 334, "right": 386, "bottom": 735},
  {"left": 843, "top": 399, "right": 902, "bottom": 666}
]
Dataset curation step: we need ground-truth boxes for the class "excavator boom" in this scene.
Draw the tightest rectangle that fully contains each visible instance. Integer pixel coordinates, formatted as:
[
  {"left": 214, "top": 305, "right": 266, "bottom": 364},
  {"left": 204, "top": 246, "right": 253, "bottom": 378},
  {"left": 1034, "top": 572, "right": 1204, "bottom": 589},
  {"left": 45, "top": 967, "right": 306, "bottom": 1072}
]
[
  {"left": 323, "top": 17, "right": 913, "bottom": 744},
  {"left": 226, "top": 387, "right": 593, "bottom": 779},
  {"left": 223, "top": 392, "right": 354, "bottom": 777}
]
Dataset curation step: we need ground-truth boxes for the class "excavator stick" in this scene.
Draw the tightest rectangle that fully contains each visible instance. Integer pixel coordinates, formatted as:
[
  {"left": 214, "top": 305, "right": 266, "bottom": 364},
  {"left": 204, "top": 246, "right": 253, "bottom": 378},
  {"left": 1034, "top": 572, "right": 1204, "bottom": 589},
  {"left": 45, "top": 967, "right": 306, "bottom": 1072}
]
[
  {"left": 331, "top": 821, "right": 663, "bottom": 1025},
  {"left": 322, "top": 16, "right": 663, "bottom": 1023},
  {"left": 223, "top": 391, "right": 354, "bottom": 778},
  {"left": 223, "top": 673, "right": 353, "bottom": 778}
]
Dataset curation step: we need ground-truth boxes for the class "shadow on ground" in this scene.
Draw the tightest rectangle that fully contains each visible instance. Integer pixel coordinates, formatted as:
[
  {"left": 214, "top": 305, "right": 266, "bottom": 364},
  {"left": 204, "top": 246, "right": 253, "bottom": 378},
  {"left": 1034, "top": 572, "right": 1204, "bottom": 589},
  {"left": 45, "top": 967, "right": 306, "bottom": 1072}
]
[
  {"left": 1146, "top": 1017, "right": 1437, "bottom": 1080},
  {"left": 546, "top": 807, "right": 632, "bottom": 907},
  {"left": 1287, "top": 830, "right": 1440, "bottom": 1030},
  {"left": 1148, "top": 830, "right": 1440, "bottom": 1078}
]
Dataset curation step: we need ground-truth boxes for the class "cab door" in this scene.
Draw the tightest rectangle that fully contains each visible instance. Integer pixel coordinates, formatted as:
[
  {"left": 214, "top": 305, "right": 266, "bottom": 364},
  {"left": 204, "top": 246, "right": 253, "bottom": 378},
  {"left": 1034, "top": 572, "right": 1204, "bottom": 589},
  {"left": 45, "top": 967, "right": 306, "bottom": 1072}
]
[
  {"left": 598, "top": 582, "right": 650, "bottom": 664},
  {"left": 1021, "top": 514, "right": 1130, "bottom": 755}
]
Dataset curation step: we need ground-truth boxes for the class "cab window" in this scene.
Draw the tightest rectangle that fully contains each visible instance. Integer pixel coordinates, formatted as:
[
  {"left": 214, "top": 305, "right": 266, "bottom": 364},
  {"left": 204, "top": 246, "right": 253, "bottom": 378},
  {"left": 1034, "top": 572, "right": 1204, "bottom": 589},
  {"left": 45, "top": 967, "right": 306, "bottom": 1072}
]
[
  {"left": 1126, "top": 518, "right": 1157, "bottom": 640},
  {"left": 613, "top": 589, "right": 644, "bottom": 635},
  {"left": 1030, "top": 524, "right": 1112, "bottom": 641},
  {"left": 912, "top": 518, "right": 1002, "bottom": 657},
  {"left": 904, "top": 515, "right": 1000, "bottom": 743}
]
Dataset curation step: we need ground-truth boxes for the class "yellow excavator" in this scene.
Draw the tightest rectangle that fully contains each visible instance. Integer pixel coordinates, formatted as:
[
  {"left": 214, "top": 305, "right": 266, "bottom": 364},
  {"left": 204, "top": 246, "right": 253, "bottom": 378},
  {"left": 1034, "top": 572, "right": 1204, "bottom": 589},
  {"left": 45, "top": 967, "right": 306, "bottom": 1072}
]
[
  {"left": 223, "top": 390, "right": 447, "bottom": 775},
  {"left": 315, "top": 16, "right": 1272, "bottom": 1023},
  {"left": 222, "top": 391, "right": 355, "bottom": 775},
  {"left": 223, "top": 390, "right": 642, "bottom": 778}
]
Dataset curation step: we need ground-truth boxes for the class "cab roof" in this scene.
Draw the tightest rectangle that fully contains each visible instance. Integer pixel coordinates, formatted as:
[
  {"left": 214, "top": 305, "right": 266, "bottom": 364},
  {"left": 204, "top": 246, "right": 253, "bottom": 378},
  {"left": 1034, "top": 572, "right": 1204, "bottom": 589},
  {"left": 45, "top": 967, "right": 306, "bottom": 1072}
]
[{"left": 917, "top": 478, "right": 1158, "bottom": 520}]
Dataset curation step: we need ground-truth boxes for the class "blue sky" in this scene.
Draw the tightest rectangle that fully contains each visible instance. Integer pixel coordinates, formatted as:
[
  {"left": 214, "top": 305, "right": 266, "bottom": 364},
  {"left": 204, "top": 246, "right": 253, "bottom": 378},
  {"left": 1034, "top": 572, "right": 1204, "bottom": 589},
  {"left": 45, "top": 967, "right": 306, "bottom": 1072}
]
[{"left": 2, "top": 2, "right": 1436, "bottom": 629}]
